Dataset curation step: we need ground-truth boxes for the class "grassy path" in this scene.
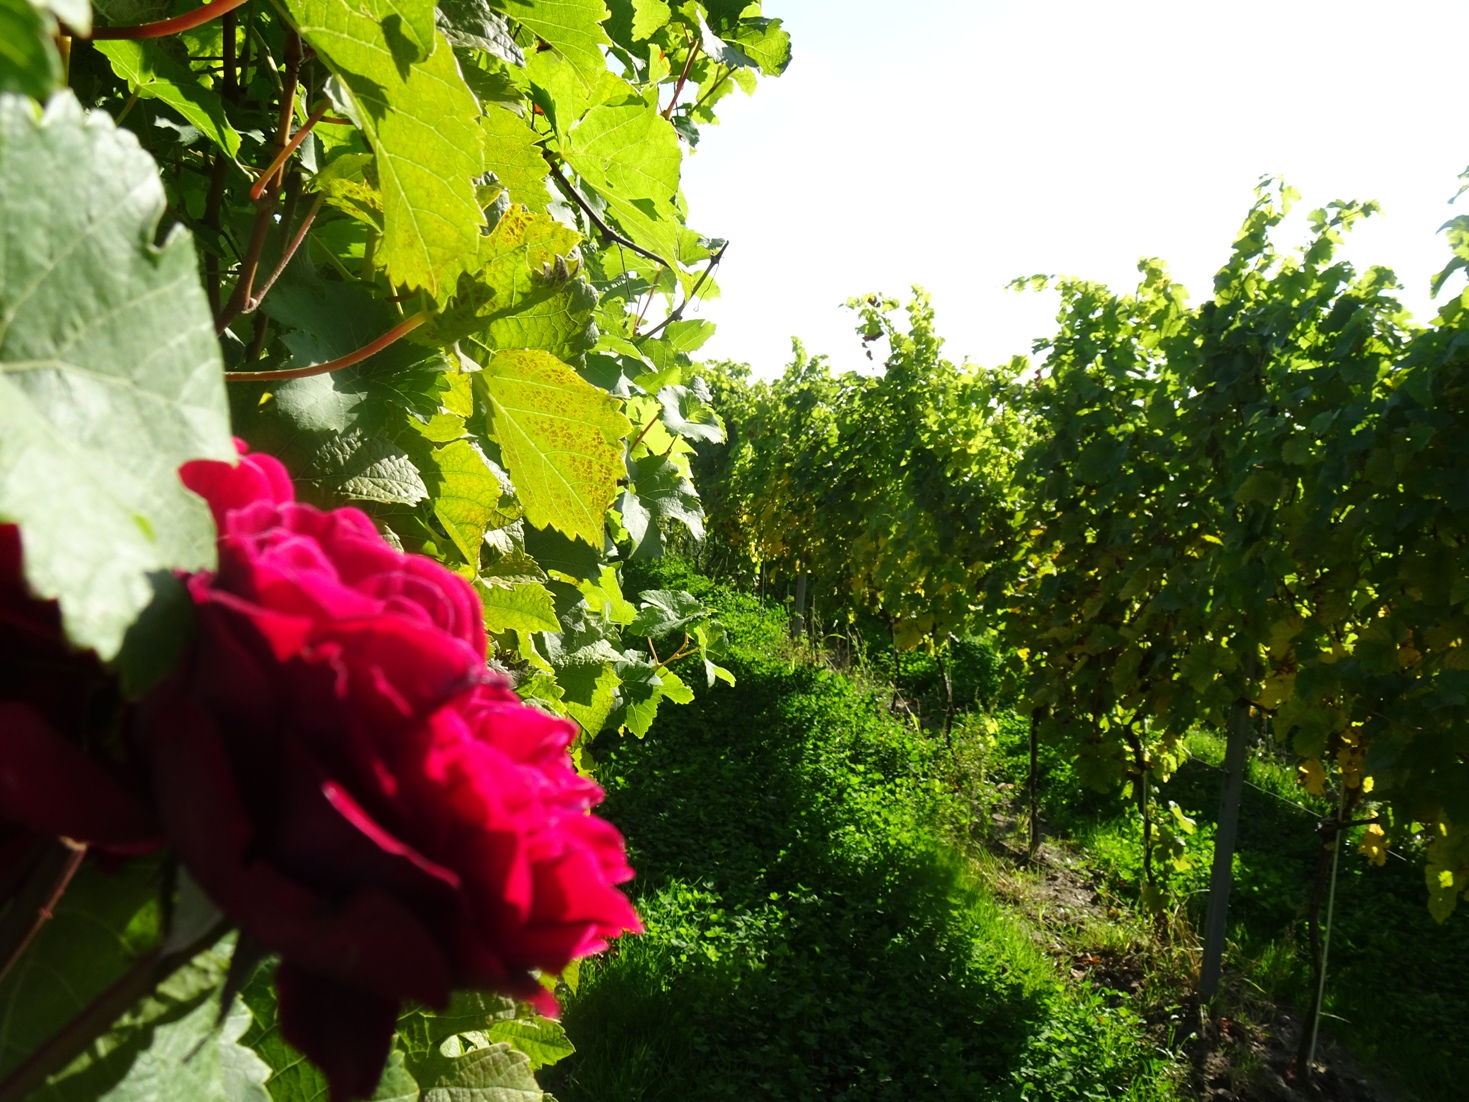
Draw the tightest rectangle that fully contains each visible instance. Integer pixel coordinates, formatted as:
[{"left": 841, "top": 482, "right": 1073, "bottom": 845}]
[{"left": 543, "top": 593, "right": 1177, "bottom": 1101}]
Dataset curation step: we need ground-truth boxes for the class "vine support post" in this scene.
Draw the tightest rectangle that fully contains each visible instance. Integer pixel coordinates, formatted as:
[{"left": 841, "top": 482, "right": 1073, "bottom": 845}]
[
  {"left": 1199, "top": 655, "right": 1258, "bottom": 1002},
  {"left": 1027, "top": 706, "right": 1042, "bottom": 861},
  {"left": 791, "top": 572, "right": 807, "bottom": 641},
  {"left": 1297, "top": 776, "right": 1350, "bottom": 1081}
]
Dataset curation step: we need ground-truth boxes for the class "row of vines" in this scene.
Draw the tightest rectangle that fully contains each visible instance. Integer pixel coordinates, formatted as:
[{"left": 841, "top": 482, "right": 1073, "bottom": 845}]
[
  {"left": 0, "top": 0, "right": 789, "bottom": 1099},
  {"left": 696, "top": 182, "right": 1469, "bottom": 1063}
]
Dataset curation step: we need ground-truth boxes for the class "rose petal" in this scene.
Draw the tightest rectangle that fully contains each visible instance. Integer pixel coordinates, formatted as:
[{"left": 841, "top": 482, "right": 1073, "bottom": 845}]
[
  {"left": 145, "top": 689, "right": 451, "bottom": 1005},
  {"left": 0, "top": 703, "right": 159, "bottom": 846},
  {"left": 276, "top": 962, "right": 399, "bottom": 1102}
]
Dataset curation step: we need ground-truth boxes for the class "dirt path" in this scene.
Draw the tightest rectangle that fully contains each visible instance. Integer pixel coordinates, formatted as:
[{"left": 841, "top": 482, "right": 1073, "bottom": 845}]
[{"left": 972, "top": 810, "right": 1405, "bottom": 1102}]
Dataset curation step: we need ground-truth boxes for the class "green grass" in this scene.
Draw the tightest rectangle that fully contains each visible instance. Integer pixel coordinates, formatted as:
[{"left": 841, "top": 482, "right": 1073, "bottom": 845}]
[{"left": 544, "top": 586, "right": 1181, "bottom": 1102}]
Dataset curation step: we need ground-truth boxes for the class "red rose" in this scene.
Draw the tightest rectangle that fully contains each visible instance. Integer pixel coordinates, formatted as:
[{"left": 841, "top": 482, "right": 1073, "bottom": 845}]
[
  {"left": 0, "top": 525, "right": 159, "bottom": 867},
  {"left": 142, "top": 446, "right": 639, "bottom": 1101}
]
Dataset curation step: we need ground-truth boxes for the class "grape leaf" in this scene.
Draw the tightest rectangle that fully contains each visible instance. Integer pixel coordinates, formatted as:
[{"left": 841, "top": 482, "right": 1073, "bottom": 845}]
[
  {"left": 492, "top": 0, "right": 613, "bottom": 95},
  {"left": 475, "top": 578, "right": 560, "bottom": 634},
  {"left": 628, "top": 0, "right": 668, "bottom": 41},
  {"left": 423, "top": 438, "right": 516, "bottom": 563},
  {"left": 475, "top": 349, "right": 631, "bottom": 547},
  {"left": 0, "top": 855, "right": 163, "bottom": 1080},
  {"left": 447, "top": 205, "right": 597, "bottom": 362},
  {"left": 0, "top": 0, "right": 61, "bottom": 100},
  {"left": 283, "top": 0, "right": 486, "bottom": 299},
  {"left": 0, "top": 92, "right": 233, "bottom": 659},
  {"left": 484, "top": 1017, "right": 573, "bottom": 1071},
  {"left": 481, "top": 105, "right": 551, "bottom": 212},
  {"left": 562, "top": 98, "right": 681, "bottom": 266},
  {"left": 95, "top": 40, "right": 242, "bottom": 158}
]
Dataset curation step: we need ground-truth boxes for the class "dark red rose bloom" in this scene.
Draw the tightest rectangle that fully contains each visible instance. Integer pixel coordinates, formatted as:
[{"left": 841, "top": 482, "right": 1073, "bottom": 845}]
[
  {"left": 142, "top": 445, "right": 639, "bottom": 1101},
  {"left": 0, "top": 525, "right": 159, "bottom": 871}
]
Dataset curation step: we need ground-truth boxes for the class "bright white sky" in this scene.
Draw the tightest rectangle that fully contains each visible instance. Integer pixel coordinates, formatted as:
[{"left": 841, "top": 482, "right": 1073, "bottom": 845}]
[{"left": 679, "top": 0, "right": 1469, "bottom": 378}]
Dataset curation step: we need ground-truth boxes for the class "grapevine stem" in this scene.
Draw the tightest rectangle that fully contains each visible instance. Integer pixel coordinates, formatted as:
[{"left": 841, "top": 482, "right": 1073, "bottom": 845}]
[
  {"left": 661, "top": 36, "right": 700, "bottom": 119},
  {"left": 224, "top": 312, "right": 427, "bottom": 382},
  {"left": 246, "top": 194, "right": 322, "bottom": 311},
  {"left": 0, "top": 839, "right": 86, "bottom": 988},
  {"left": 641, "top": 240, "right": 728, "bottom": 340},
  {"left": 627, "top": 413, "right": 661, "bottom": 453},
  {"left": 250, "top": 101, "right": 329, "bottom": 202},
  {"left": 0, "top": 919, "right": 230, "bottom": 1102},
  {"left": 83, "top": 0, "right": 251, "bottom": 40},
  {"left": 545, "top": 160, "right": 666, "bottom": 267}
]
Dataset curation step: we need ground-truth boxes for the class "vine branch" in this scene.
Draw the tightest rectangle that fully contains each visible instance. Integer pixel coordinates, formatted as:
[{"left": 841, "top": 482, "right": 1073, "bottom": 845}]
[
  {"left": 640, "top": 240, "right": 727, "bottom": 339},
  {"left": 545, "top": 160, "right": 667, "bottom": 267},
  {"left": 224, "top": 312, "right": 427, "bottom": 382},
  {"left": 82, "top": 0, "right": 252, "bottom": 40}
]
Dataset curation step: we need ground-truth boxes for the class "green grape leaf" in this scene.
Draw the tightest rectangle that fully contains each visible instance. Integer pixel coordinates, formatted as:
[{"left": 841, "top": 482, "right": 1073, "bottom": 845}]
[
  {"left": 627, "top": 588, "right": 705, "bottom": 638},
  {"left": 562, "top": 99, "right": 682, "bottom": 266},
  {"left": 657, "top": 379, "right": 723, "bottom": 443},
  {"left": 418, "top": 1042, "right": 542, "bottom": 1102},
  {"left": 40, "top": 983, "right": 271, "bottom": 1102},
  {"left": 0, "top": 0, "right": 62, "bottom": 100},
  {"left": 628, "top": 0, "right": 667, "bottom": 40},
  {"left": 310, "top": 430, "right": 429, "bottom": 506},
  {"left": 493, "top": 0, "right": 613, "bottom": 95},
  {"left": 484, "top": 1017, "right": 573, "bottom": 1070},
  {"left": 628, "top": 453, "right": 703, "bottom": 547},
  {"left": 609, "top": 651, "right": 662, "bottom": 736},
  {"left": 0, "top": 92, "right": 233, "bottom": 660},
  {"left": 283, "top": 0, "right": 486, "bottom": 299},
  {"left": 0, "top": 855, "right": 163, "bottom": 1080},
  {"left": 437, "top": 0, "right": 524, "bottom": 61},
  {"left": 727, "top": 16, "right": 791, "bottom": 76},
  {"left": 476, "top": 578, "right": 560, "bottom": 634},
  {"left": 95, "top": 40, "right": 242, "bottom": 158},
  {"left": 521, "top": 519, "right": 601, "bottom": 580},
  {"left": 475, "top": 349, "right": 631, "bottom": 547},
  {"left": 481, "top": 105, "right": 550, "bottom": 212},
  {"left": 369, "top": 1051, "right": 421, "bottom": 1102}
]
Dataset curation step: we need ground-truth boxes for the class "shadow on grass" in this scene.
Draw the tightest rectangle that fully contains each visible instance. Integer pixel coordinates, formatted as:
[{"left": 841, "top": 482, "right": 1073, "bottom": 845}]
[{"left": 545, "top": 641, "right": 1159, "bottom": 1102}]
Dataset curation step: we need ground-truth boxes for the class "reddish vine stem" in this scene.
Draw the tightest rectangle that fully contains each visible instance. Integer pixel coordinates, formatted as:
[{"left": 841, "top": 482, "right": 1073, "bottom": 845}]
[
  {"left": 250, "top": 101, "right": 329, "bottom": 202},
  {"left": 627, "top": 413, "right": 661, "bottom": 452},
  {"left": 247, "top": 194, "right": 322, "bottom": 311},
  {"left": 0, "top": 919, "right": 230, "bottom": 1102},
  {"left": 0, "top": 840, "right": 86, "bottom": 988},
  {"left": 83, "top": 0, "right": 251, "bottom": 40},
  {"left": 224, "top": 312, "right": 428, "bottom": 382},
  {"left": 661, "top": 33, "right": 700, "bottom": 119},
  {"left": 216, "top": 32, "right": 301, "bottom": 332}
]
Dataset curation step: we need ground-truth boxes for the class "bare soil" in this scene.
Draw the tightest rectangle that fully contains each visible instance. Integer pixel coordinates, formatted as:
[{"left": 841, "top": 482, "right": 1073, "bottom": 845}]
[{"left": 974, "top": 811, "right": 1403, "bottom": 1102}]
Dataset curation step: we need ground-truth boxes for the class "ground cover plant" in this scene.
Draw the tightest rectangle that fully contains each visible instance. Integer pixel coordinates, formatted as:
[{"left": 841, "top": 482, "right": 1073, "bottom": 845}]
[{"left": 545, "top": 570, "right": 1182, "bottom": 1101}]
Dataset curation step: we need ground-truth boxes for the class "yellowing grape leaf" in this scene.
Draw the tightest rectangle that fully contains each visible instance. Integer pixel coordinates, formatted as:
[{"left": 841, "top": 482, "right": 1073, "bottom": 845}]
[
  {"left": 424, "top": 438, "right": 516, "bottom": 565},
  {"left": 1359, "top": 823, "right": 1387, "bottom": 866},
  {"left": 475, "top": 349, "right": 630, "bottom": 546},
  {"left": 0, "top": 92, "right": 232, "bottom": 660},
  {"left": 1298, "top": 758, "right": 1325, "bottom": 797},
  {"left": 283, "top": 0, "right": 485, "bottom": 299}
]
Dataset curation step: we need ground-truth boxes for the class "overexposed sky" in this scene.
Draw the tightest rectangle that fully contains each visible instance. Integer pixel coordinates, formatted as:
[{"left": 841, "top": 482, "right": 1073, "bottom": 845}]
[{"left": 679, "top": 0, "right": 1469, "bottom": 377}]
